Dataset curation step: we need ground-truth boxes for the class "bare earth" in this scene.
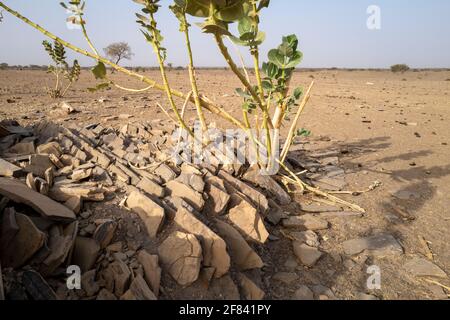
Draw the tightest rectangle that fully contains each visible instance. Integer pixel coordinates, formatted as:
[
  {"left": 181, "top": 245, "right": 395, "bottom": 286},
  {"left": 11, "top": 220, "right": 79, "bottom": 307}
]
[{"left": 1, "top": 69, "right": 449, "bottom": 300}]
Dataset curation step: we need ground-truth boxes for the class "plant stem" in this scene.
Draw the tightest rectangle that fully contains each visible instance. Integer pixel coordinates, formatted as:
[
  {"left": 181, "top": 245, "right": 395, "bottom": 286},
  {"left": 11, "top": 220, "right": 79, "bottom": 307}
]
[
  {"left": 149, "top": 12, "right": 193, "bottom": 138},
  {"left": 0, "top": 2, "right": 245, "bottom": 129},
  {"left": 279, "top": 81, "right": 314, "bottom": 163},
  {"left": 182, "top": 13, "right": 208, "bottom": 134}
]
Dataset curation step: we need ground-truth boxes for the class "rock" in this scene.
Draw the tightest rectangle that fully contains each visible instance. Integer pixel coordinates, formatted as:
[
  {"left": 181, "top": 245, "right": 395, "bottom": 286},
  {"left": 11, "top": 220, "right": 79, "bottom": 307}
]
[
  {"left": 237, "top": 273, "right": 265, "bottom": 300},
  {"left": 290, "top": 230, "right": 320, "bottom": 248},
  {"left": 72, "top": 237, "right": 101, "bottom": 272},
  {"left": 317, "top": 211, "right": 363, "bottom": 219},
  {"left": 126, "top": 191, "right": 165, "bottom": 238},
  {"left": 136, "top": 177, "right": 165, "bottom": 198},
  {"left": 37, "top": 142, "right": 62, "bottom": 157},
  {"left": 311, "top": 285, "right": 337, "bottom": 300},
  {"left": 7, "top": 141, "right": 35, "bottom": 155},
  {"left": 40, "top": 221, "right": 78, "bottom": 276},
  {"left": 342, "top": 234, "right": 403, "bottom": 256},
  {"left": 24, "top": 154, "right": 54, "bottom": 177},
  {"left": 1, "top": 211, "right": 46, "bottom": 268},
  {"left": 208, "top": 275, "right": 241, "bottom": 300},
  {"left": 204, "top": 180, "right": 230, "bottom": 216},
  {"left": 218, "top": 170, "right": 269, "bottom": 214},
  {"left": 49, "top": 182, "right": 104, "bottom": 202},
  {"left": 293, "top": 285, "right": 314, "bottom": 300},
  {"left": 272, "top": 272, "right": 299, "bottom": 284},
  {"left": 71, "top": 168, "right": 93, "bottom": 181},
  {"left": 81, "top": 270, "right": 100, "bottom": 297},
  {"left": 174, "top": 208, "right": 230, "bottom": 278},
  {"left": 0, "top": 158, "right": 23, "bottom": 177},
  {"left": 158, "top": 231, "right": 202, "bottom": 286},
  {"left": 215, "top": 220, "right": 264, "bottom": 270},
  {"left": 110, "top": 260, "right": 132, "bottom": 297},
  {"left": 293, "top": 242, "right": 323, "bottom": 267},
  {"left": 0, "top": 178, "right": 76, "bottom": 221},
  {"left": 282, "top": 214, "right": 329, "bottom": 231},
  {"left": 404, "top": 258, "right": 447, "bottom": 278},
  {"left": 93, "top": 220, "right": 117, "bottom": 249},
  {"left": 121, "top": 275, "right": 157, "bottom": 300},
  {"left": 299, "top": 203, "right": 342, "bottom": 213},
  {"left": 96, "top": 288, "right": 117, "bottom": 300},
  {"left": 176, "top": 171, "right": 205, "bottom": 193},
  {"left": 63, "top": 196, "right": 82, "bottom": 214},
  {"left": 138, "top": 250, "right": 161, "bottom": 296},
  {"left": 22, "top": 270, "right": 58, "bottom": 300},
  {"left": 356, "top": 292, "right": 379, "bottom": 300},
  {"left": 166, "top": 180, "right": 205, "bottom": 212},
  {"left": 108, "top": 164, "right": 130, "bottom": 184},
  {"left": 227, "top": 200, "right": 269, "bottom": 244},
  {"left": 242, "top": 165, "right": 291, "bottom": 205},
  {"left": 61, "top": 102, "right": 77, "bottom": 114},
  {"left": 154, "top": 163, "right": 177, "bottom": 183}
]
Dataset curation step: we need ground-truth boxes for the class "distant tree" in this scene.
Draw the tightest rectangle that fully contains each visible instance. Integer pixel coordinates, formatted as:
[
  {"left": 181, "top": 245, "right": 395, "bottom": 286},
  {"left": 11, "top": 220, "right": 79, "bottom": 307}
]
[
  {"left": 103, "top": 42, "right": 134, "bottom": 71},
  {"left": 0, "top": 63, "right": 8, "bottom": 70},
  {"left": 391, "top": 64, "right": 410, "bottom": 73}
]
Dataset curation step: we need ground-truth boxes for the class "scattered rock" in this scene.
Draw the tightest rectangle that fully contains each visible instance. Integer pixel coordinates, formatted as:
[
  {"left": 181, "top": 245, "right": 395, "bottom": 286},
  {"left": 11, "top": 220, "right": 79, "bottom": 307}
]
[
  {"left": 215, "top": 220, "right": 264, "bottom": 270},
  {"left": 22, "top": 270, "right": 58, "bottom": 300},
  {"left": 81, "top": 270, "right": 100, "bottom": 297},
  {"left": 93, "top": 220, "right": 117, "bottom": 249},
  {"left": 227, "top": 200, "right": 269, "bottom": 244},
  {"left": 272, "top": 272, "right": 299, "bottom": 284},
  {"left": 293, "top": 242, "right": 323, "bottom": 267},
  {"left": 356, "top": 292, "right": 379, "bottom": 300},
  {"left": 293, "top": 285, "right": 314, "bottom": 300},
  {"left": 110, "top": 259, "right": 132, "bottom": 297},
  {"left": 138, "top": 250, "right": 161, "bottom": 296},
  {"left": 299, "top": 203, "right": 342, "bottom": 213},
  {"left": 282, "top": 214, "right": 329, "bottom": 231},
  {"left": 97, "top": 288, "right": 117, "bottom": 300},
  {"left": 174, "top": 208, "right": 230, "bottom": 278},
  {"left": 136, "top": 177, "right": 165, "bottom": 198},
  {"left": 204, "top": 179, "right": 230, "bottom": 216},
  {"left": 404, "top": 257, "right": 447, "bottom": 278},
  {"left": 166, "top": 180, "right": 205, "bottom": 212},
  {"left": 121, "top": 275, "right": 157, "bottom": 300},
  {"left": 0, "top": 158, "right": 23, "bottom": 177},
  {"left": 0, "top": 177, "right": 76, "bottom": 221},
  {"left": 72, "top": 237, "right": 101, "bottom": 272},
  {"left": 342, "top": 234, "right": 403, "bottom": 256},
  {"left": 158, "top": 231, "right": 202, "bottom": 286},
  {"left": 290, "top": 230, "right": 320, "bottom": 248},
  {"left": 237, "top": 273, "right": 265, "bottom": 300},
  {"left": 126, "top": 191, "right": 165, "bottom": 238}
]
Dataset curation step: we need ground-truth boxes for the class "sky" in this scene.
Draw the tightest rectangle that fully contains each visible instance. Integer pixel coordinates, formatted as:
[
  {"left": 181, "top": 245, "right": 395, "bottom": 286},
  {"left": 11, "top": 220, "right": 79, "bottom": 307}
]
[{"left": 0, "top": 0, "right": 449, "bottom": 68}]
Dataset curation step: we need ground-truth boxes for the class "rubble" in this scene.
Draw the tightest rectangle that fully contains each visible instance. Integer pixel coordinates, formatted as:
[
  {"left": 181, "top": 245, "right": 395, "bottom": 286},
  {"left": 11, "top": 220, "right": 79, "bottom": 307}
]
[
  {"left": 158, "top": 231, "right": 202, "bottom": 286},
  {"left": 342, "top": 234, "right": 404, "bottom": 256},
  {"left": 237, "top": 273, "right": 265, "bottom": 300}
]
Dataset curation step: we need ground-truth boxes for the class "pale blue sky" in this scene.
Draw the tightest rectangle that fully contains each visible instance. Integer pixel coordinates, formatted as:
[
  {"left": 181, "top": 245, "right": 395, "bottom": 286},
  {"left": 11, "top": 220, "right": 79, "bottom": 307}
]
[{"left": 0, "top": 0, "right": 449, "bottom": 68}]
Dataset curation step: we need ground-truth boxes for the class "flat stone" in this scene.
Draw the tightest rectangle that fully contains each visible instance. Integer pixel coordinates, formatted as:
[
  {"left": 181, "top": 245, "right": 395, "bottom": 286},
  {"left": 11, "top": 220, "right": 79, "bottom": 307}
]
[
  {"left": 1, "top": 211, "right": 46, "bottom": 268},
  {"left": 293, "top": 285, "right": 314, "bottom": 300},
  {"left": 121, "top": 275, "right": 157, "bottom": 300},
  {"left": 227, "top": 200, "right": 269, "bottom": 244},
  {"left": 110, "top": 259, "right": 132, "bottom": 297},
  {"left": 136, "top": 177, "right": 165, "bottom": 198},
  {"left": 138, "top": 250, "right": 161, "bottom": 297},
  {"left": 22, "top": 270, "right": 58, "bottom": 300},
  {"left": 96, "top": 289, "right": 117, "bottom": 300},
  {"left": 317, "top": 211, "right": 363, "bottom": 219},
  {"left": 72, "top": 237, "right": 101, "bottom": 272},
  {"left": 290, "top": 230, "right": 320, "bottom": 248},
  {"left": 215, "top": 220, "right": 264, "bottom": 270},
  {"left": 174, "top": 208, "right": 230, "bottom": 278},
  {"left": 404, "top": 258, "right": 447, "bottom": 278},
  {"left": 37, "top": 142, "right": 62, "bottom": 157},
  {"left": 282, "top": 214, "right": 329, "bottom": 231},
  {"left": 299, "top": 203, "right": 342, "bottom": 213},
  {"left": 237, "top": 273, "right": 265, "bottom": 300},
  {"left": 293, "top": 242, "right": 323, "bottom": 267},
  {"left": 342, "top": 234, "right": 403, "bottom": 256},
  {"left": 204, "top": 179, "right": 230, "bottom": 216},
  {"left": 356, "top": 292, "right": 379, "bottom": 300},
  {"left": 218, "top": 170, "right": 269, "bottom": 214},
  {"left": 126, "top": 191, "right": 165, "bottom": 238},
  {"left": 311, "top": 284, "right": 337, "bottom": 300},
  {"left": 81, "top": 270, "right": 100, "bottom": 297},
  {"left": 154, "top": 163, "right": 177, "bottom": 183},
  {"left": 166, "top": 180, "right": 205, "bottom": 212},
  {"left": 272, "top": 272, "right": 299, "bottom": 284},
  {"left": 242, "top": 165, "right": 291, "bottom": 205},
  {"left": 24, "top": 154, "right": 55, "bottom": 178},
  {"left": 0, "top": 158, "right": 23, "bottom": 177},
  {"left": 158, "top": 231, "right": 202, "bottom": 286},
  {"left": 93, "top": 220, "right": 117, "bottom": 249},
  {"left": 63, "top": 196, "right": 82, "bottom": 214},
  {"left": 7, "top": 141, "right": 36, "bottom": 155},
  {"left": 176, "top": 172, "right": 205, "bottom": 193},
  {"left": 0, "top": 178, "right": 76, "bottom": 221}
]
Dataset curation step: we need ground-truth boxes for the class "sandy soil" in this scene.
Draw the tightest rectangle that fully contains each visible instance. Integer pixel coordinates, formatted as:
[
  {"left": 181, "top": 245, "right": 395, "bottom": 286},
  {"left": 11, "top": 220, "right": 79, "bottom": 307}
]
[{"left": 1, "top": 69, "right": 449, "bottom": 300}]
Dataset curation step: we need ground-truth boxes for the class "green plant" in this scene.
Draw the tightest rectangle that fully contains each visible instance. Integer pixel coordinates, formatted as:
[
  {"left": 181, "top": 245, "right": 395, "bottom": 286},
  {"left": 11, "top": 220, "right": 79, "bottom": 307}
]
[
  {"left": 0, "top": 0, "right": 364, "bottom": 213},
  {"left": 42, "top": 40, "right": 80, "bottom": 98},
  {"left": 391, "top": 64, "right": 410, "bottom": 73}
]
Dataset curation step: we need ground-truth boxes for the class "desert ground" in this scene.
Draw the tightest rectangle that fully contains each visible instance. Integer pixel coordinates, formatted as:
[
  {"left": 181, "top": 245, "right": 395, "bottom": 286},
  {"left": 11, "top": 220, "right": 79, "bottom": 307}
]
[{"left": 1, "top": 68, "right": 449, "bottom": 300}]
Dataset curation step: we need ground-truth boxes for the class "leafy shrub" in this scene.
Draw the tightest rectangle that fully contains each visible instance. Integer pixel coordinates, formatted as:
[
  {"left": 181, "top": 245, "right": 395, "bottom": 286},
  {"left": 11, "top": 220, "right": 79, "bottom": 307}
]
[{"left": 391, "top": 64, "right": 410, "bottom": 73}]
